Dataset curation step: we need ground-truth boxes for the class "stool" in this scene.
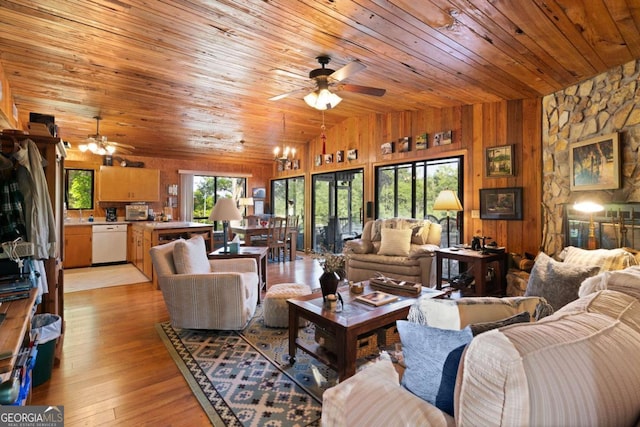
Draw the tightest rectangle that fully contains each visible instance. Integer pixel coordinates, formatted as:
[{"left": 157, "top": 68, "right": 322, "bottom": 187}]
[{"left": 263, "top": 283, "right": 312, "bottom": 328}]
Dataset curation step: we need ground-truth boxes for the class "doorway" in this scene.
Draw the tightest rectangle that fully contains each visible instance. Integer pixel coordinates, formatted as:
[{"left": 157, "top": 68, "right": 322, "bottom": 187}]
[{"left": 312, "top": 169, "right": 364, "bottom": 253}]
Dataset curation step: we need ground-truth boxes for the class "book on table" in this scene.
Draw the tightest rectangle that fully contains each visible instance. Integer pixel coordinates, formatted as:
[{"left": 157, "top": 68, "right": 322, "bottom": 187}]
[{"left": 355, "top": 291, "right": 399, "bottom": 307}]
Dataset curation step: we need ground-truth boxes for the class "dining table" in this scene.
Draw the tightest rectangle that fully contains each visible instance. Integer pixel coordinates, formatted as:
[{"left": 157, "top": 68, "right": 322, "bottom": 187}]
[{"left": 230, "top": 224, "right": 298, "bottom": 261}]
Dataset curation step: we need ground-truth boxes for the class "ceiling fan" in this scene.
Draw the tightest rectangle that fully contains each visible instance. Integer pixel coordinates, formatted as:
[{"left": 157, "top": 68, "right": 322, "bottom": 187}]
[
  {"left": 79, "top": 116, "right": 135, "bottom": 155},
  {"left": 269, "top": 56, "right": 386, "bottom": 110}
]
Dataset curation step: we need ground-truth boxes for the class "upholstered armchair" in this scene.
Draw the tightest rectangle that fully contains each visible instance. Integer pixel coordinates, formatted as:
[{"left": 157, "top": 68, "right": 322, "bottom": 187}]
[{"left": 149, "top": 235, "right": 259, "bottom": 330}]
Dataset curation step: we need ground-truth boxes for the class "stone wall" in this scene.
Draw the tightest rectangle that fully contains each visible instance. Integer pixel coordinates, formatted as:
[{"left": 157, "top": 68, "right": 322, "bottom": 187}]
[{"left": 542, "top": 59, "right": 640, "bottom": 255}]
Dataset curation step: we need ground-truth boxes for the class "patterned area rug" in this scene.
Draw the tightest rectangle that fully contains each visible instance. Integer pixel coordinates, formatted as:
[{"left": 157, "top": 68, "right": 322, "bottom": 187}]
[{"left": 156, "top": 306, "right": 339, "bottom": 427}]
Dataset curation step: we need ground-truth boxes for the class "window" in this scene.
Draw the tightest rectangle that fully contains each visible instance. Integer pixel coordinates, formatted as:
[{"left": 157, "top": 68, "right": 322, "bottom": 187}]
[
  {"left": 271, "top": 176, "right": 305, "bottom": 251},
  {"left": 375, "top": 156, "right": 463, "bottom": 241},
  {"left": 192, "top": 175, "right": 246, "bottom": 228},
  {"left": 65, "top": 168, "right": 94, "bottom": 210}
]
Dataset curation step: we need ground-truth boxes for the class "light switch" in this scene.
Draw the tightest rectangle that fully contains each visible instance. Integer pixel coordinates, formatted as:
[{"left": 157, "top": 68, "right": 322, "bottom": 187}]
[{"left": 471, "top": 209, "right": 480, "bottom": 218}]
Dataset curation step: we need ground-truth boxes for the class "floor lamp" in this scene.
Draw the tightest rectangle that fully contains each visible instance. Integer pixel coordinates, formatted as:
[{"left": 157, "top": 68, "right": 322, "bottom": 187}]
[
  {"left": 209, "top": 198, "right": 243, "bottom": 253},
  {"left": 433, "top": 190, "right": 463, "bottom": 248},
  {"left": 573, "top": 201, "right": 604, "bottom": 250}
]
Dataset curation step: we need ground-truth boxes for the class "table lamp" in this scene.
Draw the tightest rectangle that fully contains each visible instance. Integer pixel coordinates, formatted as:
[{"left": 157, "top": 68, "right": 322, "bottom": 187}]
[
  {"left": 209, "top": 198, "right": 243, "bottom": 253},
  {"left": 573, "top": 201, "right": 604, "bottom": 249},
  {"left": 433, "top": 190, "right": 463, "bottom": 248},
  {"left": 238, "top": 197, "right": 254, "bottom": 225}
]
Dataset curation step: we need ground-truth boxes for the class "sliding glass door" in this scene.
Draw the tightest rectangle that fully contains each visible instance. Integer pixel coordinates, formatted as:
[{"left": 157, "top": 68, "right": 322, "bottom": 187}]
[
  {"left": 271, "top": 176, "right": 305, "bottom": 251},
  {"left": 312, "top": 169, "right": 363, "bottom": 253}
]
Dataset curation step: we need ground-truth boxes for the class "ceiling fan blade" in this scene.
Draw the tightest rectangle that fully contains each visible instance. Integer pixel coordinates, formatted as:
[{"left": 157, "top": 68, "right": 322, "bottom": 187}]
[
  {"left": 110, "top": 141, "right": 135, "bottom": 149},
  {"left": 330, "top": 60, "right": 366, "bottom": 82},
  {"left": 269, "top": 87, "right": 307, "bottom": 101},
  {"left": 336, "top": 84, "right": 386, "bottom": 97}
]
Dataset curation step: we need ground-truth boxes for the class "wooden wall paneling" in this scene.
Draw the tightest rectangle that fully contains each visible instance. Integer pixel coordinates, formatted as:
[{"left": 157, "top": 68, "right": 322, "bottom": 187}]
[{"left": 521, "top": 97, "right": 543, "bottom": 255}]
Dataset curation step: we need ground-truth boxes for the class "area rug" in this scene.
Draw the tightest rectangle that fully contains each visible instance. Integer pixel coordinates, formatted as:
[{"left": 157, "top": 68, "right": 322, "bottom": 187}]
[
  {"left": 64, "top": 263, "right": 150, "bottom": 292},
  {"left": 156, "top": 306, "right": 340, "bottom": 426}
]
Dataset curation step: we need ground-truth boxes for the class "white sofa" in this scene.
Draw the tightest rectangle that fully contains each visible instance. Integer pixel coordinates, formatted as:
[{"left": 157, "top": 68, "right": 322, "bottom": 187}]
[
  {"left": 321, "top": 279, "right": 640, "bottom": 426},
  {"left": 343, "top": 218, "right": 441, "bottom": 286}
]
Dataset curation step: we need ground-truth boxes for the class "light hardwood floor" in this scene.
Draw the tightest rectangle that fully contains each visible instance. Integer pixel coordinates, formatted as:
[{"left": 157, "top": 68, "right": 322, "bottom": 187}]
[{"left": 31, "top": 256, "right": 323, "bottom": 426}]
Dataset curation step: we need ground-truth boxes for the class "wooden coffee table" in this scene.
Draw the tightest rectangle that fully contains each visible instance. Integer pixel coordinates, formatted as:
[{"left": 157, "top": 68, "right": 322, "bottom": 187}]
[{"left": 287, "top": 282, "right": 444, "bottom": 381}]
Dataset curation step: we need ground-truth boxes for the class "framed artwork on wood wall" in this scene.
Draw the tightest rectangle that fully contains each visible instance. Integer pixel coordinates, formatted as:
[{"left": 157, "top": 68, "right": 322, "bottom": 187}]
[
  {"left": 486, "top": 144, "right": 514, "bottom": 177},
  {"left": 480, "top": 187, "right": 523, "bottom": 220},
  {"left": 569, "top": 132, "right": 620, "bottom": 191}
]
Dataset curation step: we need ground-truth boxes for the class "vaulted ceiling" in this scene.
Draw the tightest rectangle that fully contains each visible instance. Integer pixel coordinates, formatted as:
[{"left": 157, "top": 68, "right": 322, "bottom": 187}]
[{"left": 0, "top": 1, "right": 638, "bottom": 162}]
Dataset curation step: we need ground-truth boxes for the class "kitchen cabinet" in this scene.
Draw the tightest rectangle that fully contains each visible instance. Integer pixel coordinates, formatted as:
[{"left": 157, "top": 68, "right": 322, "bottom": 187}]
[
  {"left": 64, "top": 225, "right": 92, "bottom": 268},
  {"left": 130, "top": 227, "right": 145, "bottom": 274},
  {"left": 98, "top": 166, "right": 160, "bottom": 202}
]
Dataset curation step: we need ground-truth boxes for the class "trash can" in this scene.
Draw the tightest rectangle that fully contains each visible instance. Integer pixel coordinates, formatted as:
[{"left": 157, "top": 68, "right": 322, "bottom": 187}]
[{"left": 31, "top": 314, "right": 62, "bottom": 387}]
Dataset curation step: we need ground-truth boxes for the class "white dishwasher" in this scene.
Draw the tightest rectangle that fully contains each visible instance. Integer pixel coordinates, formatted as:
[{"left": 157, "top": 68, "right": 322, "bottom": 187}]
[{"left": 92, "top": 224, "right": 128, "bottom": 265}]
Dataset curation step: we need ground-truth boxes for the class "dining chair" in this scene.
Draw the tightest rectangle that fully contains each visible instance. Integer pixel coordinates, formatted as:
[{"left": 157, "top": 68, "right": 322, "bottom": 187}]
[
  {"left": 285, "top": 215, "right": 299, "bottom": 260},
  {"left": 261, "top": 216, "right": 287, "bottom": 262}
]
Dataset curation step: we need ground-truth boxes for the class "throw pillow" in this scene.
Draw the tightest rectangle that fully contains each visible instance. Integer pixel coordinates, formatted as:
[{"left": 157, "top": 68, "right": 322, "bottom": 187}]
[
  {"left": 397, "top": 320, "right": 473, "bottom": 416},
  {"left": 469, "top": 311, "right": 530, "bottom": 336},
  {"left": 173, "top": 235, "right": 210, "bottom": 274},
  {"left": 524, "top": 252, "right": 599, "bottom": 311},
  {"left": 378, "top": 228, "right": 412, "bottom": 256}
]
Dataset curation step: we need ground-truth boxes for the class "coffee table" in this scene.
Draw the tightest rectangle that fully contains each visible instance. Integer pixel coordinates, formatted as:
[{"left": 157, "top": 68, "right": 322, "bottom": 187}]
[{"left": 287, "top": 282, "right": 444, "bottom": 381}]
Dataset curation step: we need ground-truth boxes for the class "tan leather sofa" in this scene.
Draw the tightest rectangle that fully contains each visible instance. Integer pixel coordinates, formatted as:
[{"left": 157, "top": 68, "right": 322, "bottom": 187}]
[{"left": 343, "top": 218, "right": 442, "bottom": 286}]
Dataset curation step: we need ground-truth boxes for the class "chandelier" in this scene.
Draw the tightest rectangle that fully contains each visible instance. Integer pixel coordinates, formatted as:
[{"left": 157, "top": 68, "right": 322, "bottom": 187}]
[{"left": 274, "top": 114, "right": 296, "bottom": 166}]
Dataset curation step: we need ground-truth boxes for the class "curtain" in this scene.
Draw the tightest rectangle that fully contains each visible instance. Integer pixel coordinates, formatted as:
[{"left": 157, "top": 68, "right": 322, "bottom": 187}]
[{"left": 179, "top": 173, "right": 193, "bottom": 222}]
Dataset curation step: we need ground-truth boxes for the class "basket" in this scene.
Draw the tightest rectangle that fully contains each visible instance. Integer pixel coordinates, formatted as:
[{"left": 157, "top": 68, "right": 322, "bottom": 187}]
[
  {"left": 314, "top": 326, "right": 379, "bottom": 359},
  {"left": 378, "top": 323, "right": 400, "bottom": 347}
]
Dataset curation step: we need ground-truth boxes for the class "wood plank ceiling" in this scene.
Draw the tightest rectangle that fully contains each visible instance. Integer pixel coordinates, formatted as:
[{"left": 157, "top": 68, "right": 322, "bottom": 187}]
[{"left": 0, "top": 0, "right": 638, "bottom": 162}]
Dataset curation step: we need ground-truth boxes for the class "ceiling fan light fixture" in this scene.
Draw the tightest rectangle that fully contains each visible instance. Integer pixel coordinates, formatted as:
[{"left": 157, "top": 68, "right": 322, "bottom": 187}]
[
  {"left": 304, "top": 88, "right": 342, "bottom": 110},
  {"left": 106, "top": 144, "right": 116, "bottom": 154},
  {"left": 79, "top": 144, "right": 88, "bottom": 152}
]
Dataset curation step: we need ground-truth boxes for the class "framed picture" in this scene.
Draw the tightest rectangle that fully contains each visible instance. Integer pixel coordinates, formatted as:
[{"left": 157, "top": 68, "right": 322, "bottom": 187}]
[
  {"left": 415, "top": 133, "right": 428, "bottom": 150},
  {"left": 336, "top": 150, "right": 344, "bottom": 163},
  {"left": 292, "top": 159, "right": 300, "bottom": 170},
  {"left": 433, "top": 130, "right": 452, "bottom": 146},
  {"left": 252, "top": 187, "right": 266, "bottom": 198},
  {"left": 347, "top": 148, "right": 358, "bottom": 160},
  {"left": 486, "top": 144, "right": 514, "bottom": 177},
  {"left": 254, "top": 199, "right": 264, "bottom": 215},
  {"left": 480, "top": 187, "right": 523, "bottom": 220},
  {"left": 324, "top": 153, "right": 333, "bottom": 164},
  {"left": 569, "top": 132, "right": 620, "bottom": 191},
  {"left": 315, "top": 154, "right": 322, "bottom": 166},
  {"left": 381, "top": 141, "right": 394, "bottom": 154},
  {"left": 398, "top": 136, "right": 410, "bottom": 152}
]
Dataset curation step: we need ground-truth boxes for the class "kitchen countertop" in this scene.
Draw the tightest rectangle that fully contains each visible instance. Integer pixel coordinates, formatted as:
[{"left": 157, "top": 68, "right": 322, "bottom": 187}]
[{"left": 64, "top": 220, "right": 213, "bottom": 229}]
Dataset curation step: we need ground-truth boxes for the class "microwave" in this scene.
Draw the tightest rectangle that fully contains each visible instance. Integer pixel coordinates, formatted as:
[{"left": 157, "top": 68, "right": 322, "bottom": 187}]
[{"left": 125, "top": 204, "right": 149, "bottom": 221}]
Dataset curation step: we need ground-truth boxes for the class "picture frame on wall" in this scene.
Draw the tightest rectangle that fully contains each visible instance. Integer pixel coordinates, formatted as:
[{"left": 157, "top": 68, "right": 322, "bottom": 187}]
[
  {"left": 315, "top": 154, "right": 322, "bottom": 166},
  {"left": 398, "top": 136, "right": 410, "bottom": 152},
  {"left": 347, "top": 149, "right": 358, "bottom": 160},
  {"left": 336, "top": 150, "right": 344, "bottom": 162},
  {"left": 433, "top": 130, "right": 452, "bottom": 146},
  {"left": 252, "top": 187, "right": 266, "bottom": 198},
  {"left": 415, "top": 133, "right": 428, "bottom": 150},
  {"left": 381, "top": 141, "right": 394, "bottom": 154},
  {"left": 486, "top": 144, "right": 514, "bottom": 177},
  {"left": 292, "top": 159, "right": 300, "bottom": 170},
  {"left": 569, "top": 132, "right": 620, "bottom": 191},
  {"left": 480, "top": 187, "right": 523, "bottom": 220},
  {"left": 324, "top": 153, "right": 333, "bottom": 164}
]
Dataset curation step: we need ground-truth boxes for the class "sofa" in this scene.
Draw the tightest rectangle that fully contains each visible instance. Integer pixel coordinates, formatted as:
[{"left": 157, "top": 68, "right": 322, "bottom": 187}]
[
  {"left": 321, "top": 272, "right": 640, "bottom": 426},
  {"left": 343, "top": 218, "right": 442, "bottom": 286}
]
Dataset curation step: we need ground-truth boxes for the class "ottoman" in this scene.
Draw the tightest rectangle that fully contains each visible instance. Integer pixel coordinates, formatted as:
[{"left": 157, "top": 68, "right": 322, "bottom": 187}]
[{"left": 263, "top": 283, "right": 312, "bottom": 328}]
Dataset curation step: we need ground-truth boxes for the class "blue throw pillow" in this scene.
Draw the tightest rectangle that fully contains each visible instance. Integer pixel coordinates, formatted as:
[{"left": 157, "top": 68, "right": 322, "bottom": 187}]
[{"left": 397, "top": 320, "right": 473, "bottom": 416}]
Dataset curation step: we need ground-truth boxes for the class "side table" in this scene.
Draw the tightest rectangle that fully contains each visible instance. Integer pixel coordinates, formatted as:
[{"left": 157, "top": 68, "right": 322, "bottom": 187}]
[
  {"left": 208, "top": 246, "right": 268, "bottom": 303},
  {"left": 436, "top": 248, "right": 507, "bottom": 296}
]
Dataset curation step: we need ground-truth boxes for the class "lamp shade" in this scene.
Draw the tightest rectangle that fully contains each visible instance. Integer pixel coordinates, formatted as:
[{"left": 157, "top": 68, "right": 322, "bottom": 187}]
[
  {"left": 433, "top": 190, "right": 463, "bottom": 211},
  {"left": 208, "top": 198, "right": 243, "bottom": 222},
  {"left": 239, "top": 197, "right": 254, "bottom": 207},
  {"left": 573, "top": 201, "right": 604, "bottom": 213},
  {"left": 304, "top": 89, "right": 342, "bottom": 110}
]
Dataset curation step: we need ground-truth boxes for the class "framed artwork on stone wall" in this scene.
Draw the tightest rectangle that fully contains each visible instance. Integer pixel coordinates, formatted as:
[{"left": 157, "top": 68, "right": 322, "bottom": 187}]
[{"left": 569, "top": 132, "right": 620, "bottom": 191}]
